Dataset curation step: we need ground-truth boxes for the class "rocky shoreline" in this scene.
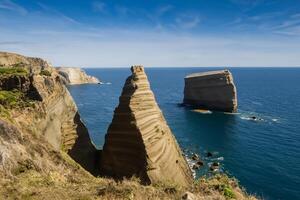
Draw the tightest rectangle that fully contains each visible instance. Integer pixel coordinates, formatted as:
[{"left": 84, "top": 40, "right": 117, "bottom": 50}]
[{"left": 0, "top": 52, "right": 257, "bottom": 200}]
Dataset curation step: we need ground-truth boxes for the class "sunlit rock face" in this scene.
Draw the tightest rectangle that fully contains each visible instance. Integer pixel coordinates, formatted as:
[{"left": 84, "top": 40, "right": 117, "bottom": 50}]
[
  {"left": 0, "top": 52, "right": 98, "bottom": 175},
  {"left": 56, "top": 67, "right": 100, "bottom": 85},
  {"left": 183, "top": 70, "right": 238, "bottom": 113},
  {"left": 100, "top": 66, "right": 193, "bottom": 186}
]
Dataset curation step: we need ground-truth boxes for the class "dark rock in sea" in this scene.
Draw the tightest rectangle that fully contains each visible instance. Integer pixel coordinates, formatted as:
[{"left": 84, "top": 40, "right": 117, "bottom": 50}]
[
  {"left": 206, "top": 152, "right": 213, "bottom": 157},
  {"left": 183, "top": 70, "right": 238, "bottom": 113},
  {"left": 191, "top": 153, "right": 200, "bottom": 161},
  {"left": 210, "top": 162, "right": 220, "bottom": 171},
  {"left": 196, "top": 160, "right": 204, "bottom": 166},
  {"left": 192, "top": 160, "right": 204, "bottom": 170}
]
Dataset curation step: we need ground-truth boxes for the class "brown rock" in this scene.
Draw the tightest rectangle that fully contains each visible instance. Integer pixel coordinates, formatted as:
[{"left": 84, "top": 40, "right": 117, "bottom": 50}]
[
  {"left": 100, "top": 65, "right": 193, "bottom": 186},
  {"left": 183, "top": 70, "right": 238, "bottom": 112},
  {"left": 0, "top": 52, "right": 98, "bottom": 175}
]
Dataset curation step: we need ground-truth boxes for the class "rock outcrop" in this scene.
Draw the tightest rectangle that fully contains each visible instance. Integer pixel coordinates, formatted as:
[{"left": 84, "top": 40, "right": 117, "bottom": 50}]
[
  {"left": 0, "top": 52, "right": 98, "bottom": 175},
  {"left": 183, "top": 70, "right": 238, "bottom": 112},
  {"left": 100, "top": 66, "right": 193, "bottom": 186},
  {"left": 56, "top": 67, "right": 100, "bottom": 85}
]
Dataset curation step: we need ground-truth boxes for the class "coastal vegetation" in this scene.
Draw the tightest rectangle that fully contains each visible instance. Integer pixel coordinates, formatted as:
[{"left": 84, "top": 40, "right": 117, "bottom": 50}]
[
  {"left": 0, "top": 52, "right": 257, "bottom": 200},
  {"left": 0, "top": 89, "right": 35, "bottom": 109},
  {"left": 0, "top": 67, "right": 28, "bottom": 77},
  {"left": 40, "top": 69, "right": 51, "bottom": 76}
]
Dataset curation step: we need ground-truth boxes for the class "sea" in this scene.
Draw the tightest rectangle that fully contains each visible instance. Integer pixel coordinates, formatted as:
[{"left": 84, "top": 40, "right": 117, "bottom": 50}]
[{"left": 67, "top": 67, "right": 300, "bottom": 200}]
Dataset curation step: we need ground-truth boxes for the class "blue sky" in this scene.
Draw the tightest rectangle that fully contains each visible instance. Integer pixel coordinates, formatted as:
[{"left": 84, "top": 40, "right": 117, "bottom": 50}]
[{"left": 0, "top": 0, "right": 300, "bottom": 67}]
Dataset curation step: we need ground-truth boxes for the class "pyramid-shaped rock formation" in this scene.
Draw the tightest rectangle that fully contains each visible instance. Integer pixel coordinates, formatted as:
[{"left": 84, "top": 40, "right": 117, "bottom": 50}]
[{"left": 100, "top": 66, "right": 193, "bottom": 186}]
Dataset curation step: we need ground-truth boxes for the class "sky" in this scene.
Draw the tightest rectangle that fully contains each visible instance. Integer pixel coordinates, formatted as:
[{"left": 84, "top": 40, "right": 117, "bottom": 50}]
[{"left": 0, "top": 0, "right": 300, "bottom": 67}]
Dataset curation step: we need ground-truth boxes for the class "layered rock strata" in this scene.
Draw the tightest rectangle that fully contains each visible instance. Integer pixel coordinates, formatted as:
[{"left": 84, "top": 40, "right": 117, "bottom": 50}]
[
  {"left": 0, "top": 52, "right": 98, "bottom": 175},
  {"left": 56, "top": 67, "right": 100, "bottom": 85},
  {"left": 100, "top": 66, "right": 193, "bottom": 186},
  {"left": 183, "top": 70, "right": 238, "bottom": 112}
]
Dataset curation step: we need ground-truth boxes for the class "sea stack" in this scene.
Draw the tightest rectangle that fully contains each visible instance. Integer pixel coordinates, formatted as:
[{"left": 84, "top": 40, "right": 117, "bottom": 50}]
[
  {"left": 100, "top": 66, "right": 193, "bottom": 186},
  {"left": 183, "top": 70, "right": 237, "bottom": 112}
]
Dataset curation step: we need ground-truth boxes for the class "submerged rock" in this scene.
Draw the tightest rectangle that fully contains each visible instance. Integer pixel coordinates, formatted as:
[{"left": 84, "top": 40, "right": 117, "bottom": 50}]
[
  {"left": 100, "top": 65, "right": 193, "bottom": 186},
  {"left": 206, "top": 152, "right": 213, "bottom": 157},
  {"left": 183, "top": 70, "right": 238, "bottom": 113},
  {"left": 56, "top": 67, "right": 100, "bottom": 85}
]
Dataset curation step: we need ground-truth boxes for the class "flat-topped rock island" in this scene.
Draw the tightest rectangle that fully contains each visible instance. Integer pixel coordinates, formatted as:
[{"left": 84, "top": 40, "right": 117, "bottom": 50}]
[{"left": 183, "top": 70, "right": 238, "bottom": 112}]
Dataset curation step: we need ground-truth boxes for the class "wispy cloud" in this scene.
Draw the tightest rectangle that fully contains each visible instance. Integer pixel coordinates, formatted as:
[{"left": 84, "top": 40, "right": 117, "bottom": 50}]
[
  {"left": 92, "top": 1, "right": 106, "bottom": 13},
  {"left": 37, "top": 2, "right": 80, "bottom": 24},
  {"left": 157, "top": 5, "right": 173, "bottom": 16},
  {"left": 0, "top": 41, "right": 26, "bottom": 45},
  {"left": 176, "top": 14, "right": 201, "bottom": 29},
  {"left": 0, "top": 0, "right": 27, "bottom": 15}
]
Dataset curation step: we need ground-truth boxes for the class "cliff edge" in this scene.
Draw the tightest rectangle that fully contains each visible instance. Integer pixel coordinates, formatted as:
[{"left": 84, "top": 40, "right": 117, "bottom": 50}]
[
  {"left": 101, "top": 66, "right": 193, "bottom": 186},
  {"left": 56, "top": 67, "right": 100, "bottom": 85},
  {"left": 0, "top": 52, "right": 98, "bottom": 175},
  {"left": 183, "top": 70, "right": 238, "bottom": 112},
  {"left": 0, "top": 53, "right": 256, "bottom": 199}
]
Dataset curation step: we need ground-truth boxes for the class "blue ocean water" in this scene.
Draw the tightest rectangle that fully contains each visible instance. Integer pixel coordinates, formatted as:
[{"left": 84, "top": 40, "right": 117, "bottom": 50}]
[{"left": 67, "top": 68, "right": 300, "bottom": 200}]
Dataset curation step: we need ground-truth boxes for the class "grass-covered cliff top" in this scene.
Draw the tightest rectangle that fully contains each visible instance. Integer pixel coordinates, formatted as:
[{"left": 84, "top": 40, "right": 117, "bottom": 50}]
[
  {"left": 0, "top": 150, "right": 257, "bottom": 200},
  {"left": 0, "top": 67, "right": 28, "bottom": 77}
]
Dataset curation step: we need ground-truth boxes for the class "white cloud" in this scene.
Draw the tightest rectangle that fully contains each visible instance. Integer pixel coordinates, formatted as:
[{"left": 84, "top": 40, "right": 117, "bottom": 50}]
[
  {"left": 1, "top": 27, "right": 299, "bottom": 67},
  {"left": 0, "top": 0, "right": 27, "bottom": 15},
  {"left": 37, "top": 2, "right": 80, "bottom": 25}
]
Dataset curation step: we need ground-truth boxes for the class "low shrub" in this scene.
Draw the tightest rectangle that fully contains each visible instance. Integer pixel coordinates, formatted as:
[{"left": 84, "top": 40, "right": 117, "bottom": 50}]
[
  {"left": 0, "top": 89, "right": 35, "bottom": 109},
  {"left": 40, "top": 70, "right": 51, "bottom": 76},
  {"left": 0, "top": 67, "right": 28, "bottom": 76}
]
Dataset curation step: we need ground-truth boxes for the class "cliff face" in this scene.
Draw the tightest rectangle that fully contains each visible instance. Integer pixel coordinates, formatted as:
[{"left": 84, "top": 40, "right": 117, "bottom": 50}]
[
  {"left": 56, "top": 67, "right": 100, "bottom": 85},
  {"left": 183, "top": 70, "right": 238, "bottom": 112},
  {"left": 101, "top": 66, "right": 193, "bottom": 186},
  {"left": 0, "top": 52, "right": 98, "bottom": 175}
]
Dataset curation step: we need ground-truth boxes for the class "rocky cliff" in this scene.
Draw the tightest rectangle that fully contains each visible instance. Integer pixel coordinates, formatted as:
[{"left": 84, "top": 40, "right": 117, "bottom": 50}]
[
  {"left": 100, "top": 66, "right": 193, "bottom": 186},
  {"left": 0, "top": 52, "right": 98, "bottom": 175},
  {"left": 183, "top": 70, "right": 238, "bottom": 112},
  {"left": 56, "top": 67, "right": 100, "bottom": 85},
  {"left": 0, "top": 53, "right": 256, "bottom": 199}
]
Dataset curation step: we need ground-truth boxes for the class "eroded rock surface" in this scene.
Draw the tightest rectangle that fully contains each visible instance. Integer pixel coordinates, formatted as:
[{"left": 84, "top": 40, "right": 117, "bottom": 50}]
[
  {"left": 56, "top": 67, "right": 100, "bottom": 85},
  {"left": 183, "top": 70, "right": 237, "bottom": 112},
  {"left": 0, "top": 52, "right": 98, "bottom": 175},
  {"left": 100, "top": 66, "right": 193, "bottom": 186}
]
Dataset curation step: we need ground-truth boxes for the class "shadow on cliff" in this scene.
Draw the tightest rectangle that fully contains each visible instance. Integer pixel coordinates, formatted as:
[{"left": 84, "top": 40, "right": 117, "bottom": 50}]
[{"left": 68, "top": 112, "right": 101, "bottom": 176}]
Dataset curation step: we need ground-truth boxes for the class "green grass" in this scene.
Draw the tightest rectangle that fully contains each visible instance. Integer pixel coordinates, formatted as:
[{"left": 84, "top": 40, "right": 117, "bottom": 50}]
[
  {"left": 40, "top": 70, "right": 51, "bottom": 77},
  {"left": 224, "top": 186, "right": 235, "bottom": 199},
  {"left": 0, "top": 67, "right": 28, "bottom": 77},
  {"left": 0, "top": 90, "right": 35, "bottom": 109}
]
